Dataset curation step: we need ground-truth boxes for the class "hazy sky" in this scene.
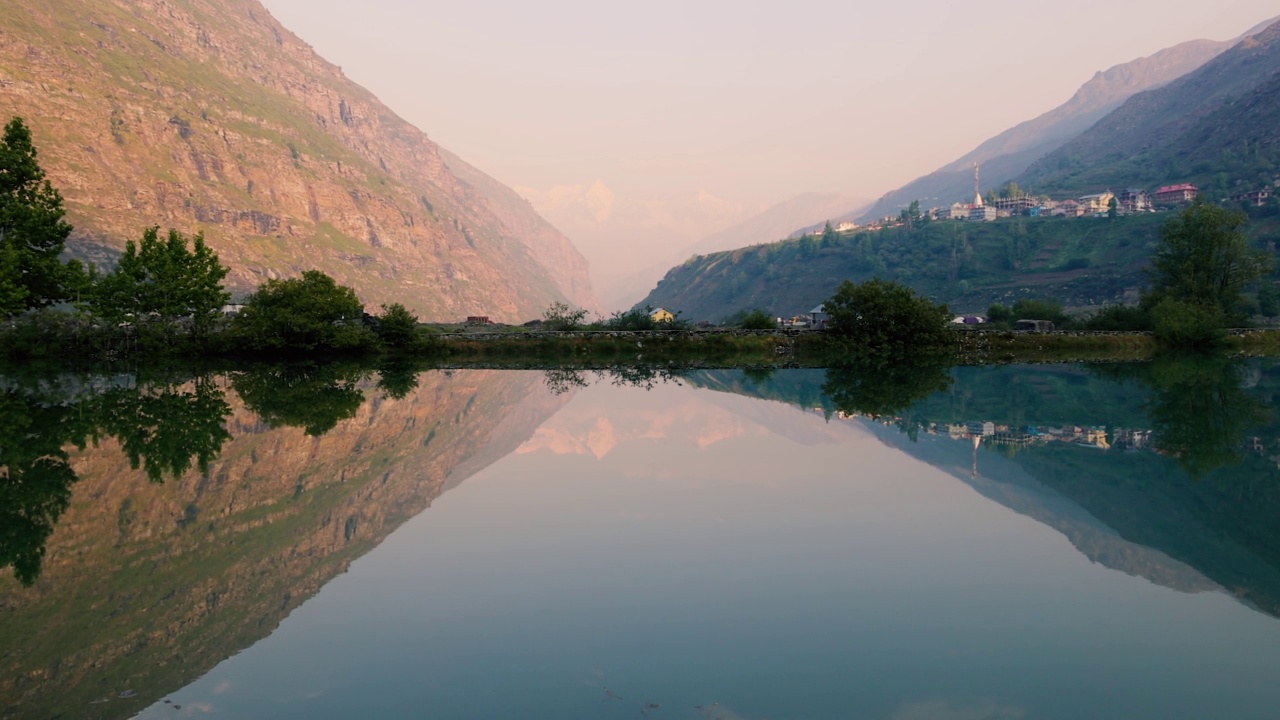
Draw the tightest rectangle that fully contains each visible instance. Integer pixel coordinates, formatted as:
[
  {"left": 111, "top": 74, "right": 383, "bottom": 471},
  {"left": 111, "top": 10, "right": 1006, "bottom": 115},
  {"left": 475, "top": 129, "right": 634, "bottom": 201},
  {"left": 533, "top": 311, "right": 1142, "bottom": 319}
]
[{"left": 260, "top": 0, "right": 1276, "bottom": 206}]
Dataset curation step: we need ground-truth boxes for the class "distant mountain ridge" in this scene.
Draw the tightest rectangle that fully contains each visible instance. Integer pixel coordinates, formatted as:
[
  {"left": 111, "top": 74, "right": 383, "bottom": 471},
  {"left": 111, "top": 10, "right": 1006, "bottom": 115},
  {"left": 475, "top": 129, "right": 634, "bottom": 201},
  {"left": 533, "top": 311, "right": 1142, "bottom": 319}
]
[
  {"left": 847, "top": 16, "right": 1278, "bottom": 224},
  {"left": 612, "top": 192, "right": 860, "bottom": 311},
  {"left": 1017, "top": 18, "right": 1280, "bottom": 194},
  {"left": 0, "top": 0, "right": 597, "bottom": 321}
]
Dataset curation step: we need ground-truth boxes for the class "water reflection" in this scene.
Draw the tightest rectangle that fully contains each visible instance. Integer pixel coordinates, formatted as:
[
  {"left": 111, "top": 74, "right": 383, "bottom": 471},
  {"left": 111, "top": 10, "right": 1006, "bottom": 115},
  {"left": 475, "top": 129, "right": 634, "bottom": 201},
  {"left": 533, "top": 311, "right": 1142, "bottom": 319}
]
[
  {"left": 4, "top": 357, "right": 1280, "bottom": 719},
  {"left": 1093, "top": 354, "right": 1271, "bottom": 477},
  {"left": 232, "top": 362, "right": 368, "bottom": 437}
]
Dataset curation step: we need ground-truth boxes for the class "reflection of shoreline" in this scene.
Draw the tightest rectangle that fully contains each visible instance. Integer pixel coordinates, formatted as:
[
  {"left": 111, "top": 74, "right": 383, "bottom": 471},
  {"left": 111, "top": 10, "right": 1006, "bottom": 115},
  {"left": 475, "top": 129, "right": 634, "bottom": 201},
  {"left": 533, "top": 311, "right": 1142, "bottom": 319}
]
[
  {"left": 0, "top": 370, "right": 573, "bottom": 720},
  {"left": 857, "top": 417, "right": 1223, "bottom": 598}
]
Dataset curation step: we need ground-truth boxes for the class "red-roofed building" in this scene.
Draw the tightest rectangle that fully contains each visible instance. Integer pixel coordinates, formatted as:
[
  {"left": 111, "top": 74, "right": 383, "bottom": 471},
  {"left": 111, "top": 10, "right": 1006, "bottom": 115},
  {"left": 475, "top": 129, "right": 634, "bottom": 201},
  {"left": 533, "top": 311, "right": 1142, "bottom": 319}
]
[{"left": 1154, "top": 184, "right": 1198, "bottom": 205}]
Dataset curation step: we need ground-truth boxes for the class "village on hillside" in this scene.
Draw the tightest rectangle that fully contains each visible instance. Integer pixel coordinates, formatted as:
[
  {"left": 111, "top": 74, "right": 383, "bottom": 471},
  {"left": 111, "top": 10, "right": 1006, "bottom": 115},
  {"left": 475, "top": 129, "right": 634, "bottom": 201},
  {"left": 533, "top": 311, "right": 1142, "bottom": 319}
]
[{"left": 830, "top": 165, "right": 1277, "bottom": 234}]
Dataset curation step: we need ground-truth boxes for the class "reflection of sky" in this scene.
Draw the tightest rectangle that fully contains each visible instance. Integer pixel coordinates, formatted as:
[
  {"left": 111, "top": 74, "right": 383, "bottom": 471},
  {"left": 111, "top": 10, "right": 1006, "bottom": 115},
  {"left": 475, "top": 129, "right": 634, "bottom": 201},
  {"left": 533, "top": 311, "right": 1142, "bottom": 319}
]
[{"left": 139, "top": 382, "right": 1280, "bottom": 720}]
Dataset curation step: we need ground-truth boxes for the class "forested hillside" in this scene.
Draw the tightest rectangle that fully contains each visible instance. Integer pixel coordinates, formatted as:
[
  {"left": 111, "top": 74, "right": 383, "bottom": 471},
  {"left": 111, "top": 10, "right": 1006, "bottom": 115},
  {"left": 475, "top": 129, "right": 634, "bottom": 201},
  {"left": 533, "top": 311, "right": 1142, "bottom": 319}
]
[{"left": 641, "top": 214, "right": 1180, "bottom": 320}]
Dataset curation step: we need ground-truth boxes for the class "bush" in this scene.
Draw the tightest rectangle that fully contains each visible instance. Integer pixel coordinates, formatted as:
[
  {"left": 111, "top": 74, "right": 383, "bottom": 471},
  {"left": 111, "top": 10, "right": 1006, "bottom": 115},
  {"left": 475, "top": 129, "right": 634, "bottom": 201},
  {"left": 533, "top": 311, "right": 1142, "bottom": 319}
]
[
  {"left": 376, "top": 303, "right": 423, "bottom": 349},
  {"left": 823, "top": 278, "right": 951, "bottom": 360},
  {"left": 541, "top": 301, "right": 588, "bottom": 331},
  {"left": 1151, "top": 298, "right": 1226, "bottom": 349},
  {"left": 1082, "top": 305, "right": 1153, "bottom": 331},
  {"left": 232, "top": 270, "right": 370, "bottom": 352},
  {"left": 740, "top": 309, "right": 776, "bottom": 330}
]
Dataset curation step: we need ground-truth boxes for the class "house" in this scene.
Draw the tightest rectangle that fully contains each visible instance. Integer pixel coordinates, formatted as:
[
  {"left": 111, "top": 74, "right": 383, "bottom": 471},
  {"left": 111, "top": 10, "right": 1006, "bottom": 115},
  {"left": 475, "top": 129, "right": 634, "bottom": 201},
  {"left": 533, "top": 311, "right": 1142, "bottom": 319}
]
[
  {"left": 968, "top": 205, "right": 998, "bottom": 222},
  {"left": 951, "top": 315, "right": 985, "bottom": 325},
  {"left": 1154, "top": 183, "right": 1198, "bottom": 205},
  {"left": 835, "top": 221, "right": 858, "bottom": 232},
  {"left": 219, "top": 303, "right": 245, "bottom": 316},
  {"left": 994, "top": 196, "right": 1037, "bottom": 214},
  {"left": 1078, "top": 191, "right": 1114, "bottom": 214},
  {"left": 465, "top": 315, "right": 491, "bottom": 325},
  {"left": 1231, "top": 188, "right": 1272, "bottom": 206},
  {"left": 810, "top": 304, "right": 829, "bottom": 328},
  {"left": 1052, "top": 199, "right": 1082, "bottom": 217},
  {"left": 1117, "top": 188, "right": 1151, "bottom": 213},
  {"left": 649, "top": 308, "right": 674, "bottom": 323}
]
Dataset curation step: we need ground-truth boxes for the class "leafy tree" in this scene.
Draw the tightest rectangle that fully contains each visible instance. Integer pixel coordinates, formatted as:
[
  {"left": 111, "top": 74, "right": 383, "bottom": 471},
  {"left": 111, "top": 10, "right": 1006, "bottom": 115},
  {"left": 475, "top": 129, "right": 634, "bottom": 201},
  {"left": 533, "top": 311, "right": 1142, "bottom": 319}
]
[
  {"left": 1142, "top": 201, "right": 1272, "bottom": 326},
  {"left": 1107, "top": 197, "right": 1118, "bottom": 219},
  {"left": 0, "top": 117, "right": 75, "bottom": 314},
  {"left": 541, "top": 300, "right": 588, "bottom": 331},
  {"left": 740, "top": 308, "right": 776, "bottom": 330},
  {"left": 1259, "top": 283, "right": 1280, "bottom": 318},
  {"left": 232, "top": 270, "right": 368, "bottom": 351},
  {"left": 89, "top": 226, "right": 229, "bottom": 342},
  {"left": 375, "top": 302, "right": 422, "bottom": 348},
  {"left": 823, "top": 278, "right": 951, "bottom": 359}
]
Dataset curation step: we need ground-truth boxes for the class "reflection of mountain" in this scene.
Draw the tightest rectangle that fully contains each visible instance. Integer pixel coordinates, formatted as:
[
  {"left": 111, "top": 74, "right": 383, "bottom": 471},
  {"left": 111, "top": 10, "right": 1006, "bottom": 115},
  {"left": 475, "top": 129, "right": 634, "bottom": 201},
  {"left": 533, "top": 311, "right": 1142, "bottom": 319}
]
[
  {"left": 0, "top": 370, "right": 571, "bottom": 720},
  {"left": 517, "top": 376, "right": 852, "bottom": 460},
  {"left": 687, "top": 366, "right": 1280, "bottom": 617}
]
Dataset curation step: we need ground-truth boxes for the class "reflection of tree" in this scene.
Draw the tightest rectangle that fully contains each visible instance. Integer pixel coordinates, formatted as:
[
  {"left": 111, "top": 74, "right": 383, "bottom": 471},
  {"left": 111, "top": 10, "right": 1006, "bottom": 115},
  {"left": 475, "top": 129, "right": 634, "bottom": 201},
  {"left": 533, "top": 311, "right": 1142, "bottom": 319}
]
[
  {"left": 822, "top": 358, "right": 953, "bottom": 439},
  {"left": 0, "top": 390, "right": 94, "bottom": 586},
  {"left": 93, "top": 376, "right": 232, "bottom": 483},
  {"left": 1094, "top": 353, "right": 1270, "bottom": 477},
  {"left": 233, "top": 363, "right": 367, "bottom": 436},
  {"left": 543, "top": 368, "right": 589, "bottom": 396},
  {"left": 375, "top": 359, "right": 420, "bottom": 401}
]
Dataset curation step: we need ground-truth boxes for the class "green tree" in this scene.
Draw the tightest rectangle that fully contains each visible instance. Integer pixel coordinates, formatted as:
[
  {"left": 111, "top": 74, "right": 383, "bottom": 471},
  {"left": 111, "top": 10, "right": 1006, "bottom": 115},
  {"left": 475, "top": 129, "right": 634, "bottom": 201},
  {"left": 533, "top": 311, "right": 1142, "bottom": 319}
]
[
  {"left": 0, "top": 117, "right": 75, "bottom": 314},
  {"left": 823, "top": 278, "right": 951, "bottom": 360},
  {"left": 740, "top": 308, "right": 776, "bottom": 330},
  {"left": 232, "top": 270, "right": 367, "bottom": 351},
  {"left": 89, "top": 226, "right": 230, "bottom": 342},
  {"left": 541, "top": 300, "right": 587, "bottom": 331},
  {"left": 1107, "top": 197, "right": 1118, "bottom": 219},
  {"left": 1142, "top": 201, "right": 1272, "bottom": 326},
  {"left": 375, "top": 302, "right": 422, "bottom": 348}
]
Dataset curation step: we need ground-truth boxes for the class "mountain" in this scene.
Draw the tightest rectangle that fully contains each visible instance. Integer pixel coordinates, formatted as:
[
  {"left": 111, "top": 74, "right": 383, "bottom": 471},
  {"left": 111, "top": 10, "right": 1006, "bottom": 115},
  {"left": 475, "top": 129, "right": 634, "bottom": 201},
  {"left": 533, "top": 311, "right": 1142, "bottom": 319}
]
[
  {"left": 848, "top": 17, "right": 1278, "bottom": 225},
  {"left": 0, "top": 369, "right": 572, "bottom": 720},
  {"left": 608, "top": 192, "right": 861, "bottom": 311},
  {"left": 0, "top": 0, "right": 597, "bottom": 321},
  {"left": 1018, "top": 19, "right": 1280, "bottom": 196},
  {"left": 517, "top": 181, "right": 753, "bottom": 310}
]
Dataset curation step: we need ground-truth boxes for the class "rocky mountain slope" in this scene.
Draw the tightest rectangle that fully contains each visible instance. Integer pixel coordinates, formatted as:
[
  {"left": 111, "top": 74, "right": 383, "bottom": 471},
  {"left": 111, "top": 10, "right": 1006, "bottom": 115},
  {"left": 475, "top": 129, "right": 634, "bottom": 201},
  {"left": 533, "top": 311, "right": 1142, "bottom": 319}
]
[
  {"left": 0, "top": 0, "right": 597, "bottom": 321},
  {"left": 1018, "top": 18, "right": 1280, "bottom": 195},
  {"left": 848, "top": 16, "right": 1277, "bottom": 224}
]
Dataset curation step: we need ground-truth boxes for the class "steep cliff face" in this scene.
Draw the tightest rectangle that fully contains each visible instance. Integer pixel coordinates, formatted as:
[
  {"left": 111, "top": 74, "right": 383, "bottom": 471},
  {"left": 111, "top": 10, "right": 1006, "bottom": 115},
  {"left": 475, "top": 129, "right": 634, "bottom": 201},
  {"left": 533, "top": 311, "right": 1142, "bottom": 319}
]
[
  {"left": 0, "top": 369, "right": 572, "bottom": 720},
  {"left": 0, "top": 0, "right": 597, "bottom": 320}
]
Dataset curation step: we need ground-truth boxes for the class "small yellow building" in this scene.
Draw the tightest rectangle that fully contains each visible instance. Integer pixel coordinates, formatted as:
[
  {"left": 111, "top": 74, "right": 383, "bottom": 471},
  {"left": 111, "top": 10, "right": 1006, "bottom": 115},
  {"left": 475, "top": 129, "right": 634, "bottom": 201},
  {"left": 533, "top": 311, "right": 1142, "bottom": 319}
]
[{"left": 650, "top": 308, "right": 675, "bottom": 323}]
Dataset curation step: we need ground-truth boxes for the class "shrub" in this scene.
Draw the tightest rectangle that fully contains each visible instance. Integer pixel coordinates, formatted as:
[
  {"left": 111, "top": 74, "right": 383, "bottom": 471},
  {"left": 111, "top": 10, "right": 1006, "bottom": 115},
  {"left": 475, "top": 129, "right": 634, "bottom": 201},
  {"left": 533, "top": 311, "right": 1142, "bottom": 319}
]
[
  {"left": 376, "top": 303, "right": 422, "bottom": 349},
  {"left": 1151, "top": 298, "right": 1226, "bottom": 349},
  {"left": 541, "top": 301, "right": 588, "bottom": 331},
  {"left": 232, "top": 270, "right": 370, "bottom": 352},
  {"left": 823, "top": 278, "right": 951, "bottom": 360},
  {"left": 740, "top": 309, "right": 776, "bottom": 330}
]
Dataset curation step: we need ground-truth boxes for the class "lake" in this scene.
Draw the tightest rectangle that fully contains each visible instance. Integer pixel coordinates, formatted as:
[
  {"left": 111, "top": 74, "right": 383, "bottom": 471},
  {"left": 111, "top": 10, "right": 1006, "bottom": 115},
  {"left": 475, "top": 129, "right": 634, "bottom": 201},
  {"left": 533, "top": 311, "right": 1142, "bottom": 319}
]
[{"left": 3, "top": 358, "right": 1280, "bottom": 719}]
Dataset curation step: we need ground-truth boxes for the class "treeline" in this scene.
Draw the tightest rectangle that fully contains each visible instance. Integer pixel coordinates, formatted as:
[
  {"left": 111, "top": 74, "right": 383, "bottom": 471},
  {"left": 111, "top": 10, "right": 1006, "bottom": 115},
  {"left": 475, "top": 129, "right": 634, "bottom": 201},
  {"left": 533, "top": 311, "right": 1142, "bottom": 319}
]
[{"left": 0, "top": 117, "right": 433, "bottom": 360}]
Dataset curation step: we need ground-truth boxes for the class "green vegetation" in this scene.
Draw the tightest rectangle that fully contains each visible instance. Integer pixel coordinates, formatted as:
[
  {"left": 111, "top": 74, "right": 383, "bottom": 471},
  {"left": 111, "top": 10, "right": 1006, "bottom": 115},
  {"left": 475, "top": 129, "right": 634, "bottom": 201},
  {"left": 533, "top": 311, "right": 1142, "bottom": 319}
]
[
  {"left": 0, "top": 117, "right": 78, "bottom": 314},
  {"left": 541, "top": 300, "right": 589, "bottom": 331},
  {"left": 822, "top": 278, "right": 952, "bottom": 360},
  {"left": 986, "top": 298, "right": 1072, "bottom": 328},
  {"left": 739, "top": 308, "right": 777, "bottom": 330},
  {"left": 86, "top": 226, "right": 231, "bottom": 343},
  {"left": 231, "top": 270, "right": 368, "bottom": 352}
]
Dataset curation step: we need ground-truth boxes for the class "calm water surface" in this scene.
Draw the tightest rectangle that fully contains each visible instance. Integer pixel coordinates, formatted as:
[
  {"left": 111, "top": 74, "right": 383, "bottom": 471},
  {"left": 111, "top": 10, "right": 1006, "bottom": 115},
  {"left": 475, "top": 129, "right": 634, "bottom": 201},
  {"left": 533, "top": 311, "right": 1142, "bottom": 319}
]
[{"left": 4, "top": 360, "right": 1280, "bottom": 719}]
